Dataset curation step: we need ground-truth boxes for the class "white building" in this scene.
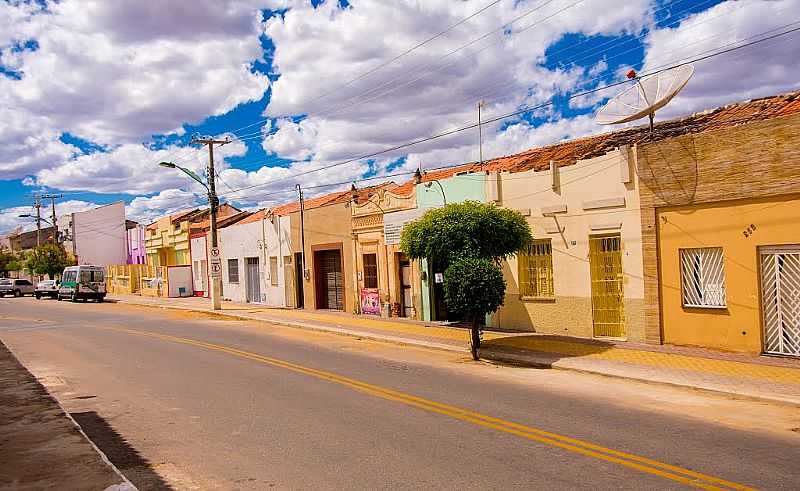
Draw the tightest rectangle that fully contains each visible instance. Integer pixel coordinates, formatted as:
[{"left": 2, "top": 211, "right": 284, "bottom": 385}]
[
  {"left": 218, "top": 210, "right": 292, "bottom": 306},
  {"left": 63, "top": 202, "right": 127, "bottom": 266}
]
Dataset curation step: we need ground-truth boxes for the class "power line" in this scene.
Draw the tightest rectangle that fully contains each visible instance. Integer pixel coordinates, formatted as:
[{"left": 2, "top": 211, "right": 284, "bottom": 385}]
[
  {"left": 214, "top": 26, "right": 800, "bottom": 201},
  {"left": 231, "top": 0, "right": 504, "bottom": 139},
  {"left": 229, "top": 0, "right": 571, "bottom": 142}
]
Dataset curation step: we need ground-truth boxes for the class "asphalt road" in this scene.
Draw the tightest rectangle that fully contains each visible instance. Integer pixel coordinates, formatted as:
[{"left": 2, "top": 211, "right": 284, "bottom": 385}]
[{"left": 1, "top": 297, "right": 799, "bottom": 490}]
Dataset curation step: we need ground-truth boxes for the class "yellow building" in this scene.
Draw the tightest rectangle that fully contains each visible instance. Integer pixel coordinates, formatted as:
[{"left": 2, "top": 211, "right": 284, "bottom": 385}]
[
  {"left": 657, "top": 195, "right": 800, "bottom": 353},
  {"left": 637, "top": 91, "right": 800, "bottom": 355},
  {"left": 145, "top": 209, "right": 200, "bottom": 267}
]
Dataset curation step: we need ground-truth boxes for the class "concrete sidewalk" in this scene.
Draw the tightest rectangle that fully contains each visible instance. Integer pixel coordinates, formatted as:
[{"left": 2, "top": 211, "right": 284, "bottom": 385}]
[
  {"left": 110, "top": 294, "right": 800, "bottom": 406},
  {"left": 0, "top": 339, "right": 136, "bottom": 490}
]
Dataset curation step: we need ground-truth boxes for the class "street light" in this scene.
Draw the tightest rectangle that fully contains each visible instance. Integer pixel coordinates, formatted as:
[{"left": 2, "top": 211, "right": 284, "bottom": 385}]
[
  {"left": 18, "top": 214, "right": 52, "bottom": 226},
  {"left": 158, "top": 160, "right": 220, "bottom": 310},
  {"left": 411, "top": 169, "right": 446, "bottom": 205},
  {"left": 159, "top": 162, "right": 209, "bottom": 191}
]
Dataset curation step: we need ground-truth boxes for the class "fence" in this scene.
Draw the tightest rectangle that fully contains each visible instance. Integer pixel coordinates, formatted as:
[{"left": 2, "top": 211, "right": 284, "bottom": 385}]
[{"left": 106, "top": 264, "right": 168, "bottom": 297}]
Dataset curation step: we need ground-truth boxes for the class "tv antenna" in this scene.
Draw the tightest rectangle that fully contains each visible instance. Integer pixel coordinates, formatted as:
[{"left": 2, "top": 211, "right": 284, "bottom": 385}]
[{"left": 596, "top": 64, "right": 694, "bottom": 134}]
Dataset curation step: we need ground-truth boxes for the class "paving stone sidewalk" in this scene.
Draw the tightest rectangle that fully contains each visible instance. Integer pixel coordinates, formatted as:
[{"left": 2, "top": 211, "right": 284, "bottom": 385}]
[
  {"left": 111, "top": 294, "right": 800, "bottom": 406},
  {"left": 0, "top": 339, "right": 136, "bottom": 491}
]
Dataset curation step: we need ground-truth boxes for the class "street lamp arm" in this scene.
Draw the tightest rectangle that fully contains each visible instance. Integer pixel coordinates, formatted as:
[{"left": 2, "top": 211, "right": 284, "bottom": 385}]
[
  {"left": 159, "top": 161, "right": 209, "bottom": 192},
  {"left": 18, "top": 214, "right": 53, "bottom": 226},
  {"left": 424, "top": 179, "right": 447, "bottom": 205}
]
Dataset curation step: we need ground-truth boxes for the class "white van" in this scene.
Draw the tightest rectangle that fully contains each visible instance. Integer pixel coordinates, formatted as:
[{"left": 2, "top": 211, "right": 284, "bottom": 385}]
[{"left": 58, "top": 265, "right": 107, "bottom": 302}]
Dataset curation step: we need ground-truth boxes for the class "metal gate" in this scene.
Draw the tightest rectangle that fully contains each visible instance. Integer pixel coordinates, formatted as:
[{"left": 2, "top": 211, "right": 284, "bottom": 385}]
[
  {"left": 761, "top": 246, "right": 800, "bottom": 357},
  {"left": 246, "top": 257, "right": 261, "bottom": 303},
  {"left": 589, "top": 234, "right": 625, "bottom": 338}
]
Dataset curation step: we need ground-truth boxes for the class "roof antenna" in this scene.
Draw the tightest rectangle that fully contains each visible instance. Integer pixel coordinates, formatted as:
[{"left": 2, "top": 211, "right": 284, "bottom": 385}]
[{"left": 596, "top": 65, "right": 694, "bottom": 137}]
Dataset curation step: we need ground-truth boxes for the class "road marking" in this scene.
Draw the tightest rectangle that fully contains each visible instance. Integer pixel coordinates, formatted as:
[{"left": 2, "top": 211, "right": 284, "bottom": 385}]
[{"left": 107, "top": 326, "right": 754, "bottom": 491}]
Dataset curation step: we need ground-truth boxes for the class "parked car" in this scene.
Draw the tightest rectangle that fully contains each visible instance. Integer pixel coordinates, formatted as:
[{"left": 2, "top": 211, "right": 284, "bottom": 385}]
[
  {"left": 0, "top": 278, "right": 36, "bottom": 297},
  {"left": 35, "top": 279, "right": 59, "bottom": 299},
  {"left": 57, "top": 265, "right": 106, "bottom": 302}
]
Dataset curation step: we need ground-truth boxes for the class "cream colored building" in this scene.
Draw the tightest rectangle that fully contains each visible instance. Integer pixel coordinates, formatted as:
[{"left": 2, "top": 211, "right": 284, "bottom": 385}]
[{"left": 489, "top": 144, "right": 647, "bottom": 342}]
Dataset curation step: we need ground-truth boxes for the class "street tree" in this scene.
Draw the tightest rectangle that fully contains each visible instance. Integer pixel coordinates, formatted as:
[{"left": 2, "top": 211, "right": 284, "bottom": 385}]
[
  {"left": 400, "top": 201, "right": 532, "bottom": 359},
  {"left": 26, "top": 244, "right": 73, "bottom": 279},
  {"left": 0, "top": 248, "right": 15, "bottom": 277}
]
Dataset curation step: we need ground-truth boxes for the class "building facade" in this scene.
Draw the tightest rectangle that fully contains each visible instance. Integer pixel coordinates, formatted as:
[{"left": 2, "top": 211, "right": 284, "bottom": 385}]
[
  {"left": 71, "top": 202, "right": 128, "bottom": 266},
  {"left": 636, "top": 95, "right": 800, "bottom": 355},
  {"left": 219, "top": 210, "right": 292, "bottom": 307},
  {"left": 350, "top": 185, "right": 421, "bottom": 318},
  {"left": 489, "top": 143, "right": 647, "bottom": 341},
  {"left": 278, "top": 192, "right": 357, "bottom": 312},
  {"left": 126, "top": 221, "right": 147, "bottom": 265}
]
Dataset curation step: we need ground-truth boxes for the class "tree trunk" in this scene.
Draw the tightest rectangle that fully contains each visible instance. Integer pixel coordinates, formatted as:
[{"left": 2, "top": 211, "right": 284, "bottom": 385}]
[{"left": 469, "top": 314, "right": 481, "bottom": 360}]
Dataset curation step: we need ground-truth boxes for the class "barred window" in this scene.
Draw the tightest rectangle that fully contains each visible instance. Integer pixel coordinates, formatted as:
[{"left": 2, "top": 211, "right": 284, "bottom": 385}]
[
  {"left": 519, "top": 240, "right": 554, "bottom": 298},
  {"left": 680, "top": 247, "right": 726, "bottom": 307},
  {"left": 363, "top": 253, "right": 378, "bottom": 289},
  {"left": 227, "top": 258, "right": 239, "bottom": 284}
]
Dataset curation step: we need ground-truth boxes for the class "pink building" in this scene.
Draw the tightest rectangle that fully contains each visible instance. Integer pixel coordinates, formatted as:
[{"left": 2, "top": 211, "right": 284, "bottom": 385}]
[{"left": 126, "top": 221, "right": 146, "bottom": 265}]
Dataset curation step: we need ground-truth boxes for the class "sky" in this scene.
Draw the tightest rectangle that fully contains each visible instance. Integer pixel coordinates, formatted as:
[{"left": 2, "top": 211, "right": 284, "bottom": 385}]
[{"left": 1, "top": 0, "right": 798, "bottom": 235}]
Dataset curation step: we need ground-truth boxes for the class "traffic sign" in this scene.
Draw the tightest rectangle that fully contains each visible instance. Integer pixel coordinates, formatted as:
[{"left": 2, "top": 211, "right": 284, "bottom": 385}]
[
  {"left": 210, "top": 262, "right": 222, "bottom": 279},
  {"left": 210, "top": 247, "right": 220, "bottom": 259}
]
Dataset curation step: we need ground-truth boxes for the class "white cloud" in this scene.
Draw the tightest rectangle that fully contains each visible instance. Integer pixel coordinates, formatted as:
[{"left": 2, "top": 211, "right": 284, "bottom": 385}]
[
  {"left": 0, "top": 199, "right": 99, "bottom": 236},
  {"left": 0, "top": 0, "right": 275, "bottom": 183},
  {"left": 253, "top": 0, "right": 651, "bottom": 189},
  {"left": 642, "top": 0, "right": 800, "bottom": 119},
  {"left": 34, "top": 138, "right": 247, "bottom": 195},
  {"left": 125, "top": 188, "right": 201, "bottom": 225}
]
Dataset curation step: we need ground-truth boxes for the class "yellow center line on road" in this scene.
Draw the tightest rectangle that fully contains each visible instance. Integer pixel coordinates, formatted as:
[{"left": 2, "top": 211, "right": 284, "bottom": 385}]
[{"left": 106, "top": 326, "right": 755, "bottom": 491}]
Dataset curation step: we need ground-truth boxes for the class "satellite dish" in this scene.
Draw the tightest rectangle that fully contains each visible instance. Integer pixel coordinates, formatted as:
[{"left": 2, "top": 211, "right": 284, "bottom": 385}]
[{"left": 596, "top": 64, "right": 694, "bottom": 132}]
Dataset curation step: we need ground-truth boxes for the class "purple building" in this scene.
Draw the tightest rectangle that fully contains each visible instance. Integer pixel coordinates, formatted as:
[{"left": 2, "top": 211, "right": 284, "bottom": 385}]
[{"left": 126, "top": 220, "right": 147, "bottom": 265}]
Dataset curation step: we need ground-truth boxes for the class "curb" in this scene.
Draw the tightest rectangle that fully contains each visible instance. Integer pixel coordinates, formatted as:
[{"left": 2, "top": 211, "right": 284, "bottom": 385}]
[
  {"left": 480, "top": 347, "right": 800, "bottom": 408},
  {"left": 2, "top": 340, "right": 139, "bottom": 490},
  {"left": 113, "top": 298, "right": 465, "bottom": 354},
  {"left": 112, "top": 297, "right": 800, "bottom": 407}
]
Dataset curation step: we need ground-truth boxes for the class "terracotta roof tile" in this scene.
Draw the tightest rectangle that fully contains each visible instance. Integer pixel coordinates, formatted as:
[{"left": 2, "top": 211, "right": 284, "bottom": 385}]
[{"left": 263, "top": 90, "right": 800, "bottom": 212}]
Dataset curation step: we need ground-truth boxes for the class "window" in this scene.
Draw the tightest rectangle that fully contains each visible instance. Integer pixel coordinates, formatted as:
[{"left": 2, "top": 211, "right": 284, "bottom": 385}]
[
  {"left": 518, "top": 240, "right": 554, "bottom": 298},
  {"left": 270, "top": 256, "right": 279, "bottom": 286},
  {"left": 79, "top": 270, "right": 103, "bottom": 283},
  {"left": 680, "top": 247, "right": 726, "bottom": 307},
  {"left": 362, "top": 253, "right": 378, "bottom": 289},
  {"left": 227, "top": 258, "right": 239, "bottom": 283}
]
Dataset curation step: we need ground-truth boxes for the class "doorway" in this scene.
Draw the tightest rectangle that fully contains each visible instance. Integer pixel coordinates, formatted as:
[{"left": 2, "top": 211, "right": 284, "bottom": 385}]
[
  {"left": 245, "top": 257, "right": 261, "bottom": 303},
  {"left": 294, "top": 252, "right": 304, "bottom": 308},
  {"left": 760, "top": 246, "right": 800, "bottom": 357},
  {"left": 589, "top": 234, "right": 625, "bottom": 338},
  {"left": 314, "top": 248, "right": 344, "bottom": 311},
  {"left": 398, "top": 254, "right": 413, "bottom": 318}
]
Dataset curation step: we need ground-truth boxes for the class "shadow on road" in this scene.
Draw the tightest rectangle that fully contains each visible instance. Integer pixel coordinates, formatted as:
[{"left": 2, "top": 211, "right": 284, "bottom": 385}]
[{"left": 71, "top": 411, "right": 174, "bottom": 491}]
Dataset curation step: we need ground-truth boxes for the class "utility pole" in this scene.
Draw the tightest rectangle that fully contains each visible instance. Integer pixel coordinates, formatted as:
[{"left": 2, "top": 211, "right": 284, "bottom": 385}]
[
  {"left": 41, "top": 194, "right": 62, "bottom": 244},
  {"left": 478, "top": 100, "right": 485, "bottom": 168},
  {"left": 296, "top": 184, "right": 306, "bottom": 282},
  {"left": 34, "top": 196, "right": 42, "bottom": 247},
  {"left": 192, "top": 136, "right": 230, "bottom": 310}
]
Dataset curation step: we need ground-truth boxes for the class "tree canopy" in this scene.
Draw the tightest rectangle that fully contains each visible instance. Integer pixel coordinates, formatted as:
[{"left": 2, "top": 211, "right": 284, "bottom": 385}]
[
  {"left": 400, "top": 201, "right": 532, "bottom": 359},
  {"left": 400, "top": 200, "right": 532, "bottom": 266},
  {"left": 26, "top": 244, "right": 73, "bottom": 279}
]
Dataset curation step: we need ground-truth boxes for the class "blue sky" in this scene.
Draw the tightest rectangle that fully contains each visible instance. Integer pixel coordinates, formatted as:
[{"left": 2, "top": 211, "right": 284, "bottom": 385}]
[{"left": 1, "top": 0, "right": 797, "bottom": 233}]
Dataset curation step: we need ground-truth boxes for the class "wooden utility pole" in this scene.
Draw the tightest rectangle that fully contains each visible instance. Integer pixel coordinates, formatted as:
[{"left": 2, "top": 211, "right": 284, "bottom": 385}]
[
  {"left": 41, "top": 194, "right": 62, "bottom": 244},
  {"left": 191, "top": 136, "right": 230, "bottom": 310},
  {"left": 34, "top": 195, "right": 42, "bottom": 247}
]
